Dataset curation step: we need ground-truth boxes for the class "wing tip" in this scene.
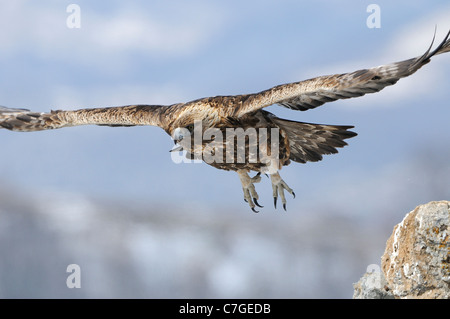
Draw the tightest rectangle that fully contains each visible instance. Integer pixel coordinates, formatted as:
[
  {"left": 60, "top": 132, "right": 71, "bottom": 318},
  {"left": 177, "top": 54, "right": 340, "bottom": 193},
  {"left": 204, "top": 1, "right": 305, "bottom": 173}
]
[{"left": 423, "top": 27, "right": 450, "bottom": 61}]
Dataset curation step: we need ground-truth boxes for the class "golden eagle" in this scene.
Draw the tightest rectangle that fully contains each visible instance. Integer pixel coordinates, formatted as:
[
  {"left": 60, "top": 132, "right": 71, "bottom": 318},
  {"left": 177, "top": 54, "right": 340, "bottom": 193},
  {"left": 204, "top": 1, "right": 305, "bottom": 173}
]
[{"left": 2, "top": 31, "right": 449, "bottom": 212}]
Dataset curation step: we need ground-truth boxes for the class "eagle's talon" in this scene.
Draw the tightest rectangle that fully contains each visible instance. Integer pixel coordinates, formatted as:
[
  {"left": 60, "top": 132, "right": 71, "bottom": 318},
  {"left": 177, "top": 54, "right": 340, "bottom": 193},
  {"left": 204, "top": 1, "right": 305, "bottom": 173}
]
[
  {"left": 271, "top": 172, "right": 294, "bottom": 211},
  {"left": 238, "top": 169, "right": 262, "bottom": 212},
  {"left": 253, "top": 198, "right": 263, "bottom": 208}
]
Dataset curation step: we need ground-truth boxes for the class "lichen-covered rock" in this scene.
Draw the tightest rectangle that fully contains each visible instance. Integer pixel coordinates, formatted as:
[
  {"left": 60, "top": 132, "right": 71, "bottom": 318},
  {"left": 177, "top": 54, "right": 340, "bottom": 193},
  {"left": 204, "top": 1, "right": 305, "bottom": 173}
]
[
  {"left": 353, "top": 270, "right": 394, "bottom": 299},
  {"left": 381, "top": 201, "right": 450, "bottom": 299}
]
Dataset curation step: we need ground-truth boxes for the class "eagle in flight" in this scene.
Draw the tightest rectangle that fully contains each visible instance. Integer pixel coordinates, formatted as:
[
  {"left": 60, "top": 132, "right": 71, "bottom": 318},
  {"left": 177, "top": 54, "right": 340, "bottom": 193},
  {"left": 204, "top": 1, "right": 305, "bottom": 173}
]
[{"left": 1, "top": 31, "right": 450, "bottom": 212}]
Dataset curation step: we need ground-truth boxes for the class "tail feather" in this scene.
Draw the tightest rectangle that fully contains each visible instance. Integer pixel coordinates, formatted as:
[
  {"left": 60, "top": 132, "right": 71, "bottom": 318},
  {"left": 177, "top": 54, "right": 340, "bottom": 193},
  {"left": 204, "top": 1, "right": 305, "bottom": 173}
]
[{"left": 271, "top": 117, "right": 357, "bottom": 164}]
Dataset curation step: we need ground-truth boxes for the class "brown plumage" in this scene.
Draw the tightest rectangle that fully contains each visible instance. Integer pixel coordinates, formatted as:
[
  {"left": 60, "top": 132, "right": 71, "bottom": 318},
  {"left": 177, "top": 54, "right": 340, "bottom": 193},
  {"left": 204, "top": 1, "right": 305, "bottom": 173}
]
[{"left": 1, "top": 30, "right": 450, "bottom": 212}]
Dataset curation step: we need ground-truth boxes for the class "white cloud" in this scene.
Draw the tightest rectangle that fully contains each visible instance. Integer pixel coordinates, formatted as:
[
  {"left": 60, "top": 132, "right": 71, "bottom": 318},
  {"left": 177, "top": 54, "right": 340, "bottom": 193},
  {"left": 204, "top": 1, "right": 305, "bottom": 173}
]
[
  {"left": 90, "top": 7, "right": 225, "bottom": 56},
  {"left": 0, "top": 1, "right": 227, "bottom": 108},
  {"left": 0, "top": 2, "right": 227, "bottom": 59}
]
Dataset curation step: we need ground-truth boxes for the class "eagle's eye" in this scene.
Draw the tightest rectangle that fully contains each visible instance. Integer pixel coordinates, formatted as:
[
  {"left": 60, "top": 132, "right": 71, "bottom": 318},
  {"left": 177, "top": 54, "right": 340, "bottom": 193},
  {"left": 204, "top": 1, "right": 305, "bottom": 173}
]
[{"left": 185, "top": 124, "right": 194, "bottom": 132}]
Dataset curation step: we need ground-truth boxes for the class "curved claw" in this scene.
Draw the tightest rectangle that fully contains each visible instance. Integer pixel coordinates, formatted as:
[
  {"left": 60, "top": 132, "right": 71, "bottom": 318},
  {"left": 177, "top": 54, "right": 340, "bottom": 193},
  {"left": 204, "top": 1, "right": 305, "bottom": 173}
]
[
  {"left": 238, "top": 170, "right": 263, "bottom": 212},
  {"left": 270, "top": 172, "right": 295, "bottom": 212},
  {"left": 253, "top": 198, "right": 263, "bottom": 208}
]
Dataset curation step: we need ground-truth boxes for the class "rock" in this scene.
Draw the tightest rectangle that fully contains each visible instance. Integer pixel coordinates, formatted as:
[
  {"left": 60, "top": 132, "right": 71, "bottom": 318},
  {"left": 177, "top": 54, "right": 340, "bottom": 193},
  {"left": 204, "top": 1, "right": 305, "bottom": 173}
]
[
  {"left": 381, "top": 200, "right": 450, "bottom": 299},
  {"left": 352, "top": 268, "right": 394, "bottom": 299}
]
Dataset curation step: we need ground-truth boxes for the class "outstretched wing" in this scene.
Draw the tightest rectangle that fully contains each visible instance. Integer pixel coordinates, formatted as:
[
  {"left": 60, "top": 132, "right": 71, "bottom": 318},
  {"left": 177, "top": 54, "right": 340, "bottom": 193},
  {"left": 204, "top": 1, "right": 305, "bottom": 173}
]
[
  {"left": 233, "top": 30, "right": 450, "bottom": 117},
  {"left": 0, "top": 104, "right": 173, "bottom": 132}
]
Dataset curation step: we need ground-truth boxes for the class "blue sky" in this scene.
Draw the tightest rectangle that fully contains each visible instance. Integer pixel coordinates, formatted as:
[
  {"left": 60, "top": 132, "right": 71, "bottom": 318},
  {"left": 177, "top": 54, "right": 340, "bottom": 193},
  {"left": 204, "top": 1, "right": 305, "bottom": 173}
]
[{"left": 1, "top": 0, "right": 449, "bottom": 217}]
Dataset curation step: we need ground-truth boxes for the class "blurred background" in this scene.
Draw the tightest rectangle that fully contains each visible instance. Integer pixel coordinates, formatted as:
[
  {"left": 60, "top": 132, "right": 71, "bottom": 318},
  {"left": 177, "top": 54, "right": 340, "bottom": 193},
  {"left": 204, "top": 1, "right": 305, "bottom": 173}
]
[{"left": 0, "top": 0, "right": 449, "bottom": 298}]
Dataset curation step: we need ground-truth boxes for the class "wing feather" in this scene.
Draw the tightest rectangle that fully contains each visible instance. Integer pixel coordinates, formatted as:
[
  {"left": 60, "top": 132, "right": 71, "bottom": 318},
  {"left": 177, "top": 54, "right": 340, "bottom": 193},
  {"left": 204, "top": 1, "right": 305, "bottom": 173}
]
[
  {"left": 0, "top": 104, "right": 173, "bottom": 132},
  {"left": 233, "top": 30, "right": 450, "bottom": 116}
]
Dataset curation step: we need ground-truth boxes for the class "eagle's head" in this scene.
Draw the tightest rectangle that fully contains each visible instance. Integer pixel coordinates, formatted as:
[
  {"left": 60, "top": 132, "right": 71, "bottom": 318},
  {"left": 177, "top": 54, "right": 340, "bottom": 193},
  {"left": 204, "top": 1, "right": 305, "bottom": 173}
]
[
  {"left": 171, "top": 125, "right": 192, "bottom": 145},
  {"left": 169, "top": 117, "right": 209, "bottom": 153},
  {"left": 168, "top": 104, "right": 220, "bottom": 144}
]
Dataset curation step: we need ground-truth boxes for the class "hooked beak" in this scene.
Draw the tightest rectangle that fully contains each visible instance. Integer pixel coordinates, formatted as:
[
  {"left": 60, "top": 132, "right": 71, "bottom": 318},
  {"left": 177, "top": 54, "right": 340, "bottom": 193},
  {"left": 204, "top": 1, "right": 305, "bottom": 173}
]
[{"left": 169, "top": 144, "right": 184, "bottom": 152}]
